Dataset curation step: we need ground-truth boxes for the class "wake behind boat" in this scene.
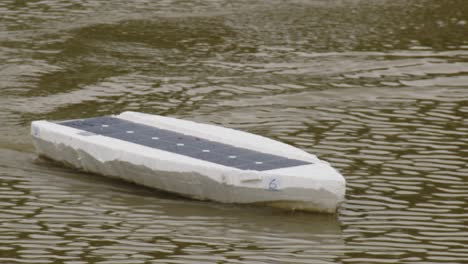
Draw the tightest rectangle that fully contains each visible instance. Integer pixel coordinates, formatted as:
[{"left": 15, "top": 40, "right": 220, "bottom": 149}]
[{"left": 31, "top": 111, "right": 345, "bottom": 213}]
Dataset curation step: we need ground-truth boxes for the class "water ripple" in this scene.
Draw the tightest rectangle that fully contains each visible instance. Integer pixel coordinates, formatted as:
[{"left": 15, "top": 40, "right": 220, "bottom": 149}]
[{"left": 1, "top": 0, "right": 468, "bottom": 263}]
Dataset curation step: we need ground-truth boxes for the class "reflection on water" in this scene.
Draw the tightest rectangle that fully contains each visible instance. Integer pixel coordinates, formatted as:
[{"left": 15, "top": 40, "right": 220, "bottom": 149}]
[
  {"left": 0, "top": 0, "right": 467, "bottom": 263},
  {"left": 1, "top": 149, "right": 343, "bottom": 263}
]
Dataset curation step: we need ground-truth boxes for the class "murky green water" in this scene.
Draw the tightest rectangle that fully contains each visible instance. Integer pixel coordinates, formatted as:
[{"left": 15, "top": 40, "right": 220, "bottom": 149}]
[{"left": 1, "top": 0, "right": 467, "bottom": 263}]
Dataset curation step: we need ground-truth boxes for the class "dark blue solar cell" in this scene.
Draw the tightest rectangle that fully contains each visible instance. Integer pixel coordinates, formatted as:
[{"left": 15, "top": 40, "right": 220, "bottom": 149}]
[
  {"left": 143, "top": 140, "right": 200, "bottom": 155},
  {"left": 184, "top": 150, "right": 251, "bottom": 167},
  {"left": 187, "top": 139, "right": 232, "bottom": 152},
  {"left": 61, "top": 117, "right": 130, "bottom": 135},
  {"left": 59, "top": 116, "right": 312, "bottom": 171}
]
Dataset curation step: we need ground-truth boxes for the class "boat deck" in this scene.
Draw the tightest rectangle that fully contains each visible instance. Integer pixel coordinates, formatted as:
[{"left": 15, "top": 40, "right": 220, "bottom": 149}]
[{"left": 60, "top": 117, "right": 312, "bottom": 171}]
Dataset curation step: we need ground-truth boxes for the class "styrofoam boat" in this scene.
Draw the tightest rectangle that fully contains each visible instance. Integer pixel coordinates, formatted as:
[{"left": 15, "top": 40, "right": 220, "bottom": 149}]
[{"left": 31, "top": 111, "right": 345, "bottom": 213}]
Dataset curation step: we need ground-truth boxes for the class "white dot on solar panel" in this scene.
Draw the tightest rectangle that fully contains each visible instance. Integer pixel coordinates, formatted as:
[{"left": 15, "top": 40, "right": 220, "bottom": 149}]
[
  {"left": 151, "top": 137, "right": 159, "bottom": 140},
  {"left": 255, "top": 161, "right": 263, "bottom": 164},
  {"left": 229, "top": 155, "right": 237, "bottom": 159},
  {"left": 126, "top": 130, "right": 134, "bottom": 134},
  {"left": 202, "top": 149, "right": 210, "bottom": 152},
  {"left": 177, "top": 143, "right": 184, "bottom": 146},
  {"left": 101, "top": 124, "right": 109, "bottom": 127}
]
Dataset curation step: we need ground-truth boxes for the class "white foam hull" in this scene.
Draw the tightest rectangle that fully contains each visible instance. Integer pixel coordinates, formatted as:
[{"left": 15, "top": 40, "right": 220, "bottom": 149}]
[{"left": 31, "top": 111, "right": 346, "bottom": 213}]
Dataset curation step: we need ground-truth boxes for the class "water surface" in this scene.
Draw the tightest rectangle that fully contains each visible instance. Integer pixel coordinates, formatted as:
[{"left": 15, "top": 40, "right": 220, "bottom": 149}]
[{"left": 0, "top": 0, "right": 467, "bottom": 263}]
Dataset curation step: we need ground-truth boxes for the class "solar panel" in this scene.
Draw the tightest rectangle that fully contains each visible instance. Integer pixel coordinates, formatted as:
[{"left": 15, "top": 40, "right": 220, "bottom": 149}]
[{"left": 59, "top": 117, "right": 312, "bottom": 171}]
